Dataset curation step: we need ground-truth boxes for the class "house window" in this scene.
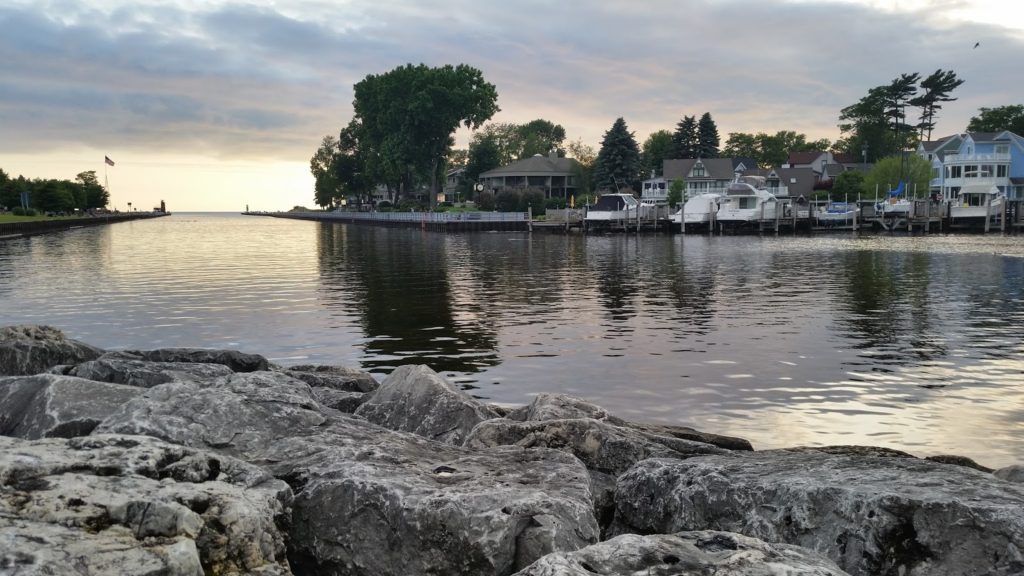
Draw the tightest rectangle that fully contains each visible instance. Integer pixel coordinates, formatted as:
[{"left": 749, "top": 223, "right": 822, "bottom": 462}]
[
  {"left": 964, "top": 165, "right": 978, "bottom": 178},
  {"left": 692, "top": 163, "right": 705, "bottom": 177},
  {"left": 998, "top": 165, "right": 1008, "bottom": 178},
  {"left": 932, "top": 168, "right": 940, "bottom": 179},
  {"left": 950, "top": 165, "right": 962, "bottom": 178},
  {"left": 996, "top": 144, "right": 1009, "bottom": 155}
]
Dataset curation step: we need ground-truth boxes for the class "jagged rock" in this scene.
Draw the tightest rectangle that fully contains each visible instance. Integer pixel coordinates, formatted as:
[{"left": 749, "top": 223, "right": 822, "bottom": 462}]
[
  {"left": 994, "top": 465, "right": 1024, "bottom": 483},
  {"left": 283, "top": 364, "right": 379, "bottom": 393},
  {"left": 506, "top": 393, "right": 752, "bottom": 451},
  {"left": 310, "top": 386, "right": 367, "bottom": 412},
  {"left": 614, "top": 450, "right": 1024, "bottom": 576},
  {"left": 95, "top": 371, "right": 326, "bottom": 453},
  {"left": 925, "top": 454, "right": 993, "bottom": 472},
  {"left": 97, "top": 370, "right": 599, "bottom": 575},
  {"left": 66, "top": 353, "right": 234, "bottom": 388},
  {"left": 123, "top": 347, "right": 270, "bottom": 372},
  {"left": 354, "top": 364, "right": 500, "bottom": 445},
  {"left": 465, "top": 417, "right": 730, "bottom": 477},
  {"left": 0, "top": 325, "right": 104, "bottom": 376},
  {"left": 0, "top": 434, "right": 293, "bottom": 575},
  {"left": 512, "top": 531, "right": 850, "bottom": 576},
  {"left": 0, "top": 374, "right": 143, "bottom": 438}
]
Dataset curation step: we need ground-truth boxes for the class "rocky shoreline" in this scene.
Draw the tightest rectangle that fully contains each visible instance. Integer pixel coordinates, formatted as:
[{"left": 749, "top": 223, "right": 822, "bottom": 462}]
[{"left": 1, "top": 324, "right": 1023, "bottom": 575}]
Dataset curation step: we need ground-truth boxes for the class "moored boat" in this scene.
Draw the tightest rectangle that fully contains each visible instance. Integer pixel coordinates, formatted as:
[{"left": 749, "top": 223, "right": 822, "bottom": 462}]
[
  {"left": 715, "top": 176, "right": 779, "bottom": 226},
  {"left": 949, "top": 183, "right": 1005, "bottom": 220}
]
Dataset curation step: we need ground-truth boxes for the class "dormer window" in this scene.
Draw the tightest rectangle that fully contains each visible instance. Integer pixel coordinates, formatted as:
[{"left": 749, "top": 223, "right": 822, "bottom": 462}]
[{"left": 692, "top": 162, "right": 705, "bottom": 178}]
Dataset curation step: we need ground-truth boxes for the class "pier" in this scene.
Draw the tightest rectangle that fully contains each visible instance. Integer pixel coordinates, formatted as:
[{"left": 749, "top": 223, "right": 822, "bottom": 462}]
[{"left": 0, "top": 212, "right": 170, "bottom": 241}]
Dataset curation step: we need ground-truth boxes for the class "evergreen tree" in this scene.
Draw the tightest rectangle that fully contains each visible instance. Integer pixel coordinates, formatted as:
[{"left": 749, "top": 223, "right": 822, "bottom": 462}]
[
  {"left": 672, "top": 115, "right": 699, "bottom": 159},
  {"left": 697, "top": 112, "right": 720, "bottom": 158},
  {"left": 640, "top": 130, "right": 674, "bottom": 177},
  {"left": 593, "top": 117, "right": 641, "bottom": 193},
  {"left": 910, "top": 69, "right": 964, "bottom": 140}
]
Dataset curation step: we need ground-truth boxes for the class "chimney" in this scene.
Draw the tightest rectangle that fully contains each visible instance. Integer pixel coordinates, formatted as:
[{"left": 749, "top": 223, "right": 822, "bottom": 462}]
[{"left": 549, "top": 149, "right": 558, "bottom": 160}]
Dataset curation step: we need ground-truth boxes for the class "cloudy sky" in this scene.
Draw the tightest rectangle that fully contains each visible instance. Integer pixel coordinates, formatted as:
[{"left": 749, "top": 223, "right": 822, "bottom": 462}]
[{"left": 2, "top": 0, "right": 1021, "bottom": 211}]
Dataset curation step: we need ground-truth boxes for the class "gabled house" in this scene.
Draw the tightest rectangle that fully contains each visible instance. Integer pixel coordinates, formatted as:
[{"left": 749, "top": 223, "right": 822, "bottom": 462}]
[
  {"left": 479, "top": 151, "right": 580, "bottom": 199},
  {"left": 917, "top": 131, "right": 1024, "bottom": 199},
  {"left": 784, "top": 151, "right": 834, "bottom": 177},
  {"left": 663, "top": 158, "right": 742, "bottom": 200}
]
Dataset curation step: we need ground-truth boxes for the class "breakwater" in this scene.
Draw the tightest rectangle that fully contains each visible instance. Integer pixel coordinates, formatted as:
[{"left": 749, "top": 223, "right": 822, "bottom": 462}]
[
  {"left": 2, "top": 324, "right": 1024, "bottom": 575},
  {"left": 0, "top": 212, "right": 170, "bottom": 240},
  {"left": 249, "top": 209, "right": 530, "bottom": 231}
]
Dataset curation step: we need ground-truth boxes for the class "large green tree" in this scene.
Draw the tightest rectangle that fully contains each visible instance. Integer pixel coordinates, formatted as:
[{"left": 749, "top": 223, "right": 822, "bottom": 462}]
[
  {"left": 910, "top": 69, "right": 964, "bottom": 140},
  {"left": 593, "top": 117, "right": 641, "bottom": 192},
  {"left": 310, "top": 135, "right": 341, "bottom": 208},
  {"left": 640, "top": 130, "right": 674, "bottom": 177},
  {"left": 864, "top": 155, "right": 931, "bottom": 198},
  {"left": 697, "top": 112, "right": 720, "bottom": 158},
  {"left": 831, "top": 170, "right": 866, "bottom": 201},
  {"left": 722, "top": 131, "right": 831, "bottom": 167},
  {"left": 351, "top": 63, "right": 499, "bottom": 205},
  {"left": 74, "top": 170, "right": 109, "bottom": 209},
  {"left": 722, "top": 132, "right": 760, "bottom": 162},
  {"left": 567, "top": 138, "right": 597, "bottom": 198},
  {"left": 465, "top": 134, "right": 502, "bottom": 185},
  {"left": 967, "top": 105, "right": 1024, "bottom": 135},
  {"left": 672, "top": 115, "right": 699, "bottom": 159}
]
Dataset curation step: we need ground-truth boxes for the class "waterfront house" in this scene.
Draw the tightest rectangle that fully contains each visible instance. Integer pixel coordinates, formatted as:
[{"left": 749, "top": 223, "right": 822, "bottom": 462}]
[
  {"left": 918, "top": 131, "right": 1024, "bottom": 200},
  {"left": 663, "top": 158, "right": 739, "bottom": 200},
  {"left": 479, "top": 151, "right": 579, "bottom": 199}
]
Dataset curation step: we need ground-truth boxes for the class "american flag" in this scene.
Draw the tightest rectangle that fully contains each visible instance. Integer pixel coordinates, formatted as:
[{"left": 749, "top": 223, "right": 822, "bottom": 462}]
[{"left": 105, "top": 156, "right": 115, "bottom": 166}]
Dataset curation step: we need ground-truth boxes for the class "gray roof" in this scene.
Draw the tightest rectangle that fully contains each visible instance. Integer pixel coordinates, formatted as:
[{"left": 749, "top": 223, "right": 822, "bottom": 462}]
[
  {"left": 664, "top": 158, "right": 738, "bottom": 181},
  {"left": 480, "top": 155, "right": 579, "bottom": 178},
  {"left": 772, "top": 167, "right": 816, "bottom": 197},
  {"left": 822, "top": 163, "right": 845, "bottom": 178}
]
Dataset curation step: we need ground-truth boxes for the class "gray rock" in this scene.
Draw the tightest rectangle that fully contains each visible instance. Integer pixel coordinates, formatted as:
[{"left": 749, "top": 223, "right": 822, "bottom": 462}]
[
  {"left": 925, "top": 454, "right": 994, "bottom": 472},
  {"left": 284, "top": 364, "right": 379, "bottom": 392},
  {"left": 97, "top": 371, "right": 599, "bottom": 575},
  {"left": 465, "top": 417, "right": 730, "bottom": 477},
  {"left": 512, "top": 530, "right": 850, "bottom": 576},
  {"left": 96, "top": 371, "right": 326, "bottom": 454},
  {"left": 123, "top": 347, "right": 270, "bottom": 372},
  {"left": 67, "top": 354, "right": 234, "bottom": 387},
  {"left": 0, "top": 434, "right": 293, "bottom": 575},
  {"left": 354, "top": 364, "right": 500, "bottom": 445},
  {"left": 0, "top": 325, "right": 104, "bottom": 376},
  {"left": 310, "top": 386, "right": 367, "bottom": 412},
  {"left": 614, "top": 450, "right": 1024, "bottom": 576},
  {"left": 0, "top": 374, "right": 142, "bottom": 438},
  {"left": 508, "top": 393, "right": 752, "bottom": 451},
  {"left": 994, "top": 465, "right": 1024, "bottom": 483}
]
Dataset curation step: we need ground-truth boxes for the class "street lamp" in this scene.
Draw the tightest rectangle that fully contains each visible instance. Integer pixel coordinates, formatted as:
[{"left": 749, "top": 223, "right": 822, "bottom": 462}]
[
  {"left": 127, "top": 202, "right": 132, "bottom": 213},
  {"left": 861, "top": 144, "right": 868, "bottom": 171}
]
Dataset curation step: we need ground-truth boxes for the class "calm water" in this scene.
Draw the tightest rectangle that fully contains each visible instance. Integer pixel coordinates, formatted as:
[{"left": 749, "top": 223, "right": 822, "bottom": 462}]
[{"left": 2, "top": 213, "right": 1023, "bottom": 467}]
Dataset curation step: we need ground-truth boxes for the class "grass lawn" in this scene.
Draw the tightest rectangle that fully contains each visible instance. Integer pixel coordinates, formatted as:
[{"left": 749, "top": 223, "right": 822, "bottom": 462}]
[{"left": 0, "top": 214, "right": 81, "bottom": 224}]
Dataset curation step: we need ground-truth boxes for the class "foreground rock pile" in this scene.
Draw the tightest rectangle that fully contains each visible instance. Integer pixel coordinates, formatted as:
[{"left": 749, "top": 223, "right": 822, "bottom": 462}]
[{"left": 1, "top": 325, "right": 1022, "bottom": 576}]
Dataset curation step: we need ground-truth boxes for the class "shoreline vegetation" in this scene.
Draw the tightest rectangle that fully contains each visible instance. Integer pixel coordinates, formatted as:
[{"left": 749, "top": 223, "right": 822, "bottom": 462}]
[{"left": 2, "top": 324, "right": 1023, "bottom": 575}]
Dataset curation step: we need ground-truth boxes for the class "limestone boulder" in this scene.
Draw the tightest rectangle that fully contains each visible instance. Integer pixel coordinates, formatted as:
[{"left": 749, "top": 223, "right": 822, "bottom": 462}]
[
  {"left": 354, "top": 364, "right": 500, "bottom": 445},
  {"left": 66, "top": 353, "right": 234, "bottom": 388},
  {"left": 512, "top": 531, "right": 850, "bottom": 576},
  {"left": 0, "top": 434, "right": 293, "bottom": 575},
  {"left": 995, "top": 465, "right": 1024, "bottom": 483},
  {"left": 0, "top": 374, "right": 142, "bottom": 438},
  {"left": 310, "top": 386, "right": 367, "bottom": 412},
  {"left": 0, "top": 325, "right": 103, "bottom": 376},
  {"left": 283, "top": 364, "right": 379, "bottom": 393},
  {"left": 96, "top": 371, "right": 599, "bottom": 575},
  {"left": 507, "top": 393, "right": 752, "bottom": 451},
  {"left": 614, "top": 450, "right": 1024, "bottom": 576},
  {"left": 123, "top": 347, "right": 270, "bottom": 372}
]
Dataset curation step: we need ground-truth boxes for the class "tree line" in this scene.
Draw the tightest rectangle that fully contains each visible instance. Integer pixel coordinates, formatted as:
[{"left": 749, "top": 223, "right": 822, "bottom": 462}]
[
  {"left": 312, "top": 63, "right": 1022, "bottom": 209},
  {"left": 0, "top": 169, "right": 110, "bottom": 215}
]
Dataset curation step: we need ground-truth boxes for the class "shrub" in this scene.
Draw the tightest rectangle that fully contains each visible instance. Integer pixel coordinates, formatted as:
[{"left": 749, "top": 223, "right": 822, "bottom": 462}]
[
  {"left": 521, "top": 189, "right": 546, "bottom": 216},
  {"left": 495, "top": 189, "right": 521, "bottom": 212},
  {"left": 476, "top": 191, "right": 496, "bottom": 211},
  {"left": 11, "top": 207, "right": 37, "bottom": 216},
  {"left": 377, "top": 200, "right": 392, "bottom": 209},
  {"left": 546, "top": 197, "right": 567, "bottom": 210}
]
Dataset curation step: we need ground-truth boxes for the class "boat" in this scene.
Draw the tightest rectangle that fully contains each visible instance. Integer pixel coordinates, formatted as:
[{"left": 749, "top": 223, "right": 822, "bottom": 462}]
[
  {"left": 816, "top": 201, "right": 857, "bottom": 225},
  {"left": 715, "top": 176, "right": 779, "bottom": 226},
  {"left": 670, "top": 193, "right": 721, "bottom": 230},
  {"left": 584, "top": 193, "right": 653, "bottom": 229},
  {"left": 877, "top": 181, "right": 911, "bottom": 215},
  {"left": 949, "top": 183, "right": 1005, "bottom": 220}
]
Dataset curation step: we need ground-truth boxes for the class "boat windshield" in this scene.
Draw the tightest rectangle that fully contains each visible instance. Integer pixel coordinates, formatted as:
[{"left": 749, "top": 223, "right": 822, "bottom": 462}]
[{"left": 592, "top": 195, "right": 628, "bottom": 211}]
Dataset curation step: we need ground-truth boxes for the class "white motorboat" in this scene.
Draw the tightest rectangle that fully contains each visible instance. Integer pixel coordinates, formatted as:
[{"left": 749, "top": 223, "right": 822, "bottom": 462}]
[
  {"left": 670, "top": 193, "right": 721, "bottom": 228},
  {"left": 816, "top": 202, "right": 857, "bottom": 224},
  {"left": 877, "top": 182, "right": 911, "bottom": 215},
  {"left": 584, "top": 193, "right": 652, "bottom": 227},
  {"left": 715, "top": 176, "right": 779, "bottom": 225},
  {"left": 950, "top": 183, "right": 1005, "bottom": 219}
]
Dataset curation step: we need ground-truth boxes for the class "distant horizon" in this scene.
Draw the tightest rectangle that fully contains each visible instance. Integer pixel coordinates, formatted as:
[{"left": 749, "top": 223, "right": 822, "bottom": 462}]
[{"left": 3, "top": 0, "right": 1022, "bottom": 211}]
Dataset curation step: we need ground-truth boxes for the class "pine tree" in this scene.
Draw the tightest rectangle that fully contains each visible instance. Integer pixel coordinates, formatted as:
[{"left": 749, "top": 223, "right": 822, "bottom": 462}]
[
  {"left": 593, "top": 117, "right": 641, "bottom": 192},
  {"left": 672, "top": 115, "right": 699, "bottom": 158},
  {"left": 697, "top": 112, "right": 720, "bottom": 158},
  {"left": 910, "top": 69, "right": 964, "bottom": 141}
]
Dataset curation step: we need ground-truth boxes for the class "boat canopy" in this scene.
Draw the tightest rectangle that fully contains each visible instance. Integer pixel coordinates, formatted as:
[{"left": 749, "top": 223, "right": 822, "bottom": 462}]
[
  {"left": 736, "top": 175, "right": 766, "bottom": 188},
  {"left": 592, "top": 194, "right": 638, "bottom": 211},
  {"left": 957, "top": 183, "right": 1000, "bottom": 196}
]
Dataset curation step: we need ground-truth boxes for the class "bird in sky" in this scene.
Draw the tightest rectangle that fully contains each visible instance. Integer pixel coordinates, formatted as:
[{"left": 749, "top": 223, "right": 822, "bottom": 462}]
[{"left": 974, "top": 42, "right": 980, "bottom": 48}]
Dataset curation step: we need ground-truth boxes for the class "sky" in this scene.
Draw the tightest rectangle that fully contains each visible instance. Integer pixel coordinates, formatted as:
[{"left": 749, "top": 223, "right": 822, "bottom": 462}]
[{"left": 1, "top": 0, "right": 1022, "bottom": 211}]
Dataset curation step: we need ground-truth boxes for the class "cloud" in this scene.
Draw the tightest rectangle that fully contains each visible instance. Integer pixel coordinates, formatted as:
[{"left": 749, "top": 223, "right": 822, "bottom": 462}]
[{"left": 1, "top": 0, "right": 1022, "bottom": 164}]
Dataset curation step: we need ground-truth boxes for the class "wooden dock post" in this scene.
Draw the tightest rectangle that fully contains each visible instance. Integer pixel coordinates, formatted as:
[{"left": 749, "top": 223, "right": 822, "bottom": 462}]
[{"left": 984, "top": 197, "right": 992, "bottom": 233}]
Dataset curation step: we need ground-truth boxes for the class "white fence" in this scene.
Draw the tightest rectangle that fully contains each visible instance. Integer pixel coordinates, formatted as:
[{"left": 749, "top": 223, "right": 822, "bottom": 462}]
[{"left": 300, "top": 211, "right": 528, "bottom": 223}]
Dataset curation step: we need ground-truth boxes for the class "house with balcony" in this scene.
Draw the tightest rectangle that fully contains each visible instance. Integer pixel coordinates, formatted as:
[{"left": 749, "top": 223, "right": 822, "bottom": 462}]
[
  {"left": 918, "top": 131, "right": 1024, "bottom": 200},
  {"left": 479, "top": 151, "right": 579, "bottom": 199},
  {"left": 660, "top": 158, "right": 763, "bottom": 201}
]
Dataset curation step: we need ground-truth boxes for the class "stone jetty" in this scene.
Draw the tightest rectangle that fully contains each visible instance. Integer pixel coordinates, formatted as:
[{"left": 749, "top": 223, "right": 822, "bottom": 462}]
[{"left": 1, "top": 324, "right": 1023, "bottom": 576}]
